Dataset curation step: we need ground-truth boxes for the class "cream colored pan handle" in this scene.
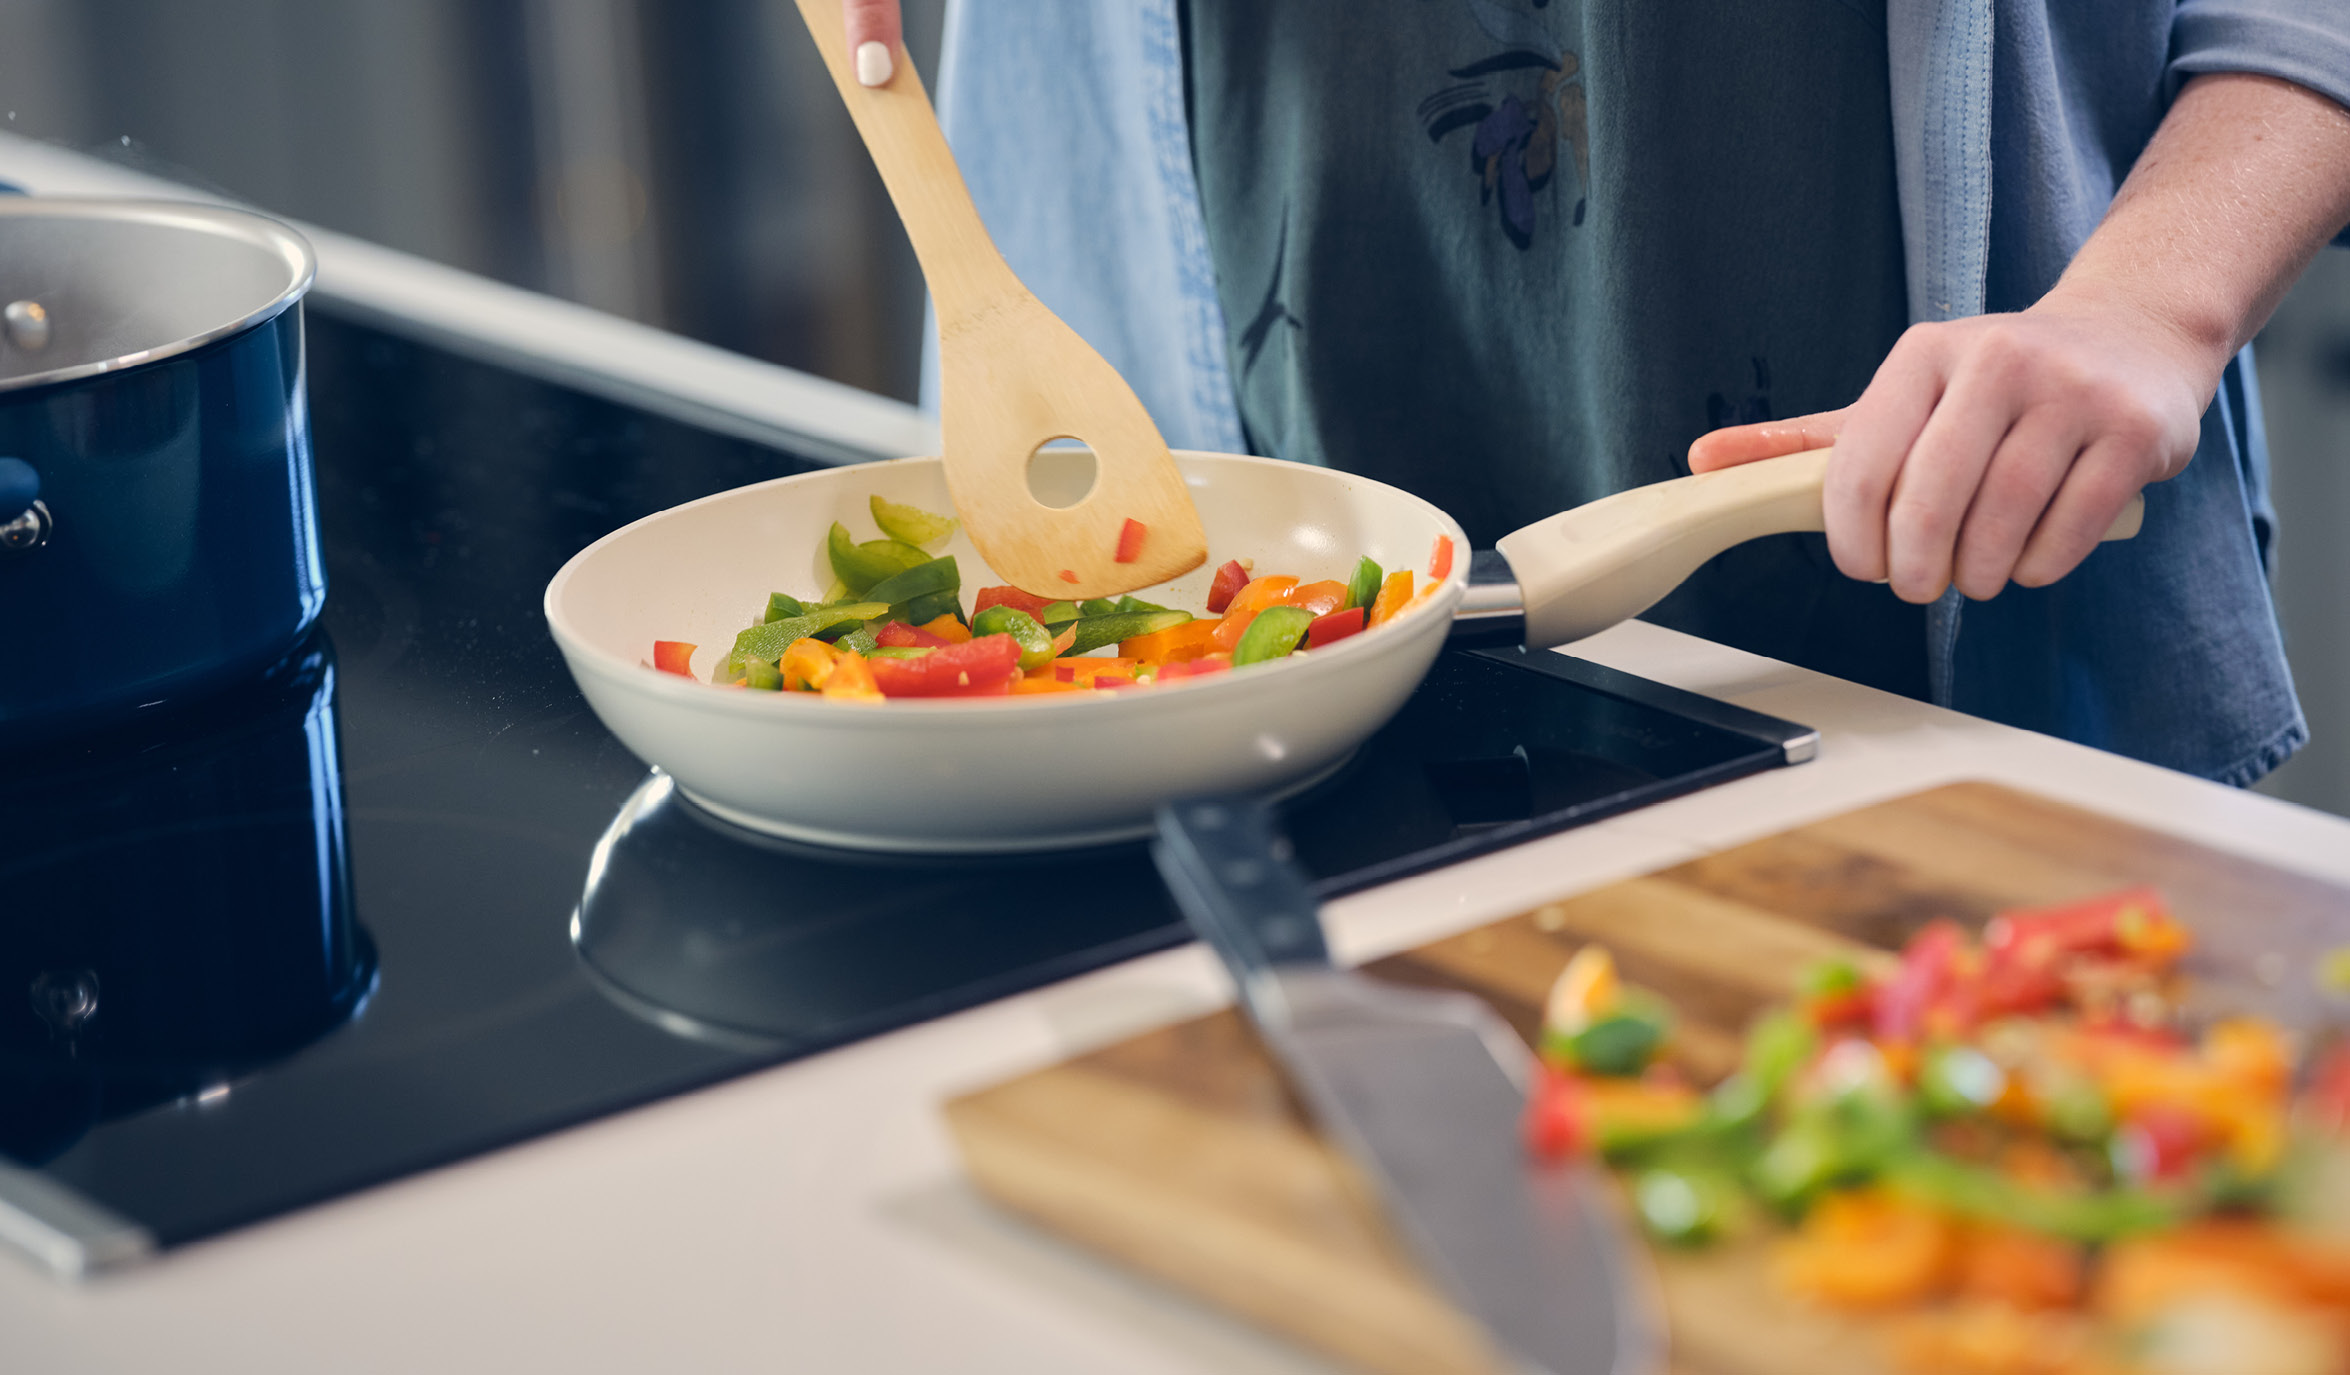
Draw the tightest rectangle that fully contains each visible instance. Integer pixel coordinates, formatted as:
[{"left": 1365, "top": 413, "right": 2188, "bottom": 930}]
[{"left": 1493, "top": 448, "right": 2147, "bottom": 649}]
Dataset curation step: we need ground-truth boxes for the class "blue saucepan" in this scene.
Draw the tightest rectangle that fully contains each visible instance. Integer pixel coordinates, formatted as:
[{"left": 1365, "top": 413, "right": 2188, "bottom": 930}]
[{"left": 0, "top": 198, "right": 322, "bottom": 745}]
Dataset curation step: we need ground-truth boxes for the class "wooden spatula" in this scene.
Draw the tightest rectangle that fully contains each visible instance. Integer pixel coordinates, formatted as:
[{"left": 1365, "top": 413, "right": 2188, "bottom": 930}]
[
  {"left": 1495, "top": 447, "right": 2147, "bottom": 647},
  {"left": 793, "top": 3, "right": 1208, "bottom": 599}
]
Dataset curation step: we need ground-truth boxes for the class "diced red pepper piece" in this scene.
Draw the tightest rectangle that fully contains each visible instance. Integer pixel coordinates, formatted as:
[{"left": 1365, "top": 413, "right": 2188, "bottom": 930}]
[
  {"left": 974, "top": 586, "right": 1057, "bottom": 616},
  {"left": 866, "top": 634, "right": 1022, "bottom": 697},
  {"left": 1092, "top": 674, "right": 1138, "bottom": 690},
  {"left": 1429, "top": 534, "right": 1455, "bottom": 581},
  {"left": 876, "top": 620, "right": 951, "bottom": 649},
  {"left": 2111, "top": 1105, "right": 2208, "bottom": 1184},
  {"left": 1114, "top": 517, "right": 1147, "bottom": 564},
  {"left": 1305, "top": 606, "right": 1365, "bottom": 649},
  {"left": 1058, "top": 568, "right": 1080, "bottom": 583},
  {"left": 1985, "top": 887, "right": 2184, "bottom": 968},
  {"left": 1873, "top": 919, "right": 1965, "bottom": 1045},
  {"left": 1523, "top": 1066, "right": 1593, "bottom": 1160},
  {"left": 2303, "top": 1044, "right": 2350, "bottom": 1136},
  {"left": 1205, "top": 559, "right": 1250, "bottom": 614},
  {"left": 652, "top": 640, "right": 696, "bottom": 676}
]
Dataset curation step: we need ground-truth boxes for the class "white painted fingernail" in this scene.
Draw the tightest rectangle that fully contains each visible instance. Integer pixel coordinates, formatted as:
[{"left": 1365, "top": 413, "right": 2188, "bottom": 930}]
[{"left": 855, "top": 41, "right": 893, "bottom": 87}]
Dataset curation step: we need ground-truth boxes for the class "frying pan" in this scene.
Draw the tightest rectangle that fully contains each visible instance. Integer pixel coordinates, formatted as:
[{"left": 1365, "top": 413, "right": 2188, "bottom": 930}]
[{"left": 544, "top": 446, "right": 2140, "bottom": 853}]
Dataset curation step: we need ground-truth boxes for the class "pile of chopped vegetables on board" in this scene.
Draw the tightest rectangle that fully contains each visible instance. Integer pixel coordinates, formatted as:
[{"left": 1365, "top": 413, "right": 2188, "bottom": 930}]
[
  {"left": 648, "top": 495, "right": 1454, "bottom": 699},
  {"left": 1526, "top": 886, "right": 2350, "bottom": 1375}
]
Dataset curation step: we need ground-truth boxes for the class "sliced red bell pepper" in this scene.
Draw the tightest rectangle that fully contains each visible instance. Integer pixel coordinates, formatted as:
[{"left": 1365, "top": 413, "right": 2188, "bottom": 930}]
[
  {"left": 652, "top": 640, "right": 696, "bottom": 676},
  {"left": 876, "top": 620, "right": 952, "bottom": 649},
  {"left": 1873, "top": 919, "right": 1966, "bottom": 1045},
  {"left": 1305, "top": 606, "right": 1365, "bottom": 649},
  {"left": 866, "top": 634, "right": 1021, "bottom": 697},
  {"left": 1984, "top": 887, "right": 2184, "bottom": 968},
  {"left": 1523, "top": 1065, "right": 1594, "bottom": 1160},
  {"left": 1205, "top": 559, "right": 1250, "bottom": 613},
  {"left": 974, "top": 585, "right": 1057, "bottom": 617},
  {"left": 1114, "top": 517, "right": 1147, "bottom": 564},
  {"left": 1057, "top": 569, "right": 1079, "bottom": 584},
  {"left": 2301, "top": 1043, "right": 2350, "bottom": 1135},
  {"left": 1429, "top": 534, "right": 1455, "bottom": 580}
]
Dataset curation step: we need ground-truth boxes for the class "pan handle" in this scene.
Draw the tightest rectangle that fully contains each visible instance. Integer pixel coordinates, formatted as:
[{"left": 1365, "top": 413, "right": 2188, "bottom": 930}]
[{"left": 1494, "top": 448, "right": 2144, "bottom": 650}]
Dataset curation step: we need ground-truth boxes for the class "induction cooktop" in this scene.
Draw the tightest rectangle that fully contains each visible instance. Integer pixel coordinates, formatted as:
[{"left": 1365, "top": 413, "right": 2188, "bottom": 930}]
[{"left": 0, "top": 309, "right": 1812, "bottom": 1279}]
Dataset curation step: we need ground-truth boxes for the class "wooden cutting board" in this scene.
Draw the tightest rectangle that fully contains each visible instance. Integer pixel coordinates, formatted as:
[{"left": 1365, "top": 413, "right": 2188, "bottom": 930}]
[{"left": 942, "top": 782, "right": 2350, "bottom": 1375}]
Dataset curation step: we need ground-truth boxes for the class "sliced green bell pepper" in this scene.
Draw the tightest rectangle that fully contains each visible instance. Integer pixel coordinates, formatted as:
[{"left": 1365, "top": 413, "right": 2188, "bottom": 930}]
[
  {"left": 764, "top": 592, "right": 807, "bottom": 623},
  {"left": 1344, "top": 556, "right": 1383, "bottom": 612},
  {"left": 868, "top": 494, "right": 957, "bottom": 548},
  {"left": 1113, "top": 595, "right": 1171, "bottom": 614},
  {"left": 863, "top": 555, "right": 959, "bottom": 607},
  {"left": 722, "top": 601, "right": 890, "bottom": 678},
  {"left": 1231, "top": 606, "right": 1314, "bottom": 666},
  {"left": 1066, "top": 609, "right": 1192, "bottom": 657},
  {"left": 739, "top": 656, "right": 783, "bottom": 690},
  {"left": 827, "top": 522, "right": 928, "bottom": 595},
  {"left": 971, "top": 605, "right": 1057, "bottom": 671},
  {"left": 834, "top": 622, "right": 882, "bottom": 657}
]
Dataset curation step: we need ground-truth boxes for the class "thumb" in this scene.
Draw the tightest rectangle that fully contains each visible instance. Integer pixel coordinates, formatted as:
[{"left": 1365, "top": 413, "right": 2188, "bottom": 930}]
[{"left": 1687, "top": 408, "right": 1848, "bottom": 473}]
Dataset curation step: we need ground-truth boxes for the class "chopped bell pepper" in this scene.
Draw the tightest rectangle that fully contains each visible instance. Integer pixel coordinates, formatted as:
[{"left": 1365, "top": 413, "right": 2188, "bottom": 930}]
[
  {"left": 1066, "top": 610, "right": 1191, "bottom": 657},
  {"left": 919, "top": 613, "right": 973, "bottom": 644},
  {"left": 974, "top": 585, "right": 1056, "bottom": 617},
  {"left": 868, "top": 494, "right": 957, "bottom": 548},
  {"left": 1429, "top": 534, "right": 1455, "bottom": 580},
  {"left": 1155, "top": 654, "right": 1232, "bottom": 682},
  {"left": 719, "top": 602, "right": 890, "bottom": 680},
  {"left": 1284, "top": 580, "right": 1350, "bottom": 618},
  {"left": 1873, "top": 919, "right": 1966, "bottom": 1045},
  {"left": 780, "top": 637, "right": 839, "bottom": 691},
  {"left": 820, "top": 652, "right": 883, "bottom": 701},
  {"left": 1773, "top": 1187, "right": 1957, "bottom": 1310},
  {"left": 1543, "top": 946, "right": 1620, "bottom": 1037},
  {"left": 652, "top": 640, "right": 697, "bottom": 677},
  {"left": 1365, "top": 570, "right": 1415, "bottom": 627},
  {"left": 877, "top": 620, "right": 952, "bottom": 649},
  {"left": 1205, "top": 559, "right": 1250, "bottom": 613},
  {"left": 1524, "top": 1065, "right": 1594, "bottom": 1160},
  {"left": 1010, "top": 676, "right": 1085, "bottom": 694},
  {"left": 763, "top": 592, "right": 805, "bottom": 623},
  {"left": 826, "top": 522, "right": 928, "bottom": 595},
  {"left": 1304, "top": 606, "right": 1365, "bottom": 649},
  {"left": 970, "top": 604, "right": 1057, "bottom": 671},
  {"left": 866, "top": 634, "right": 1021, "bottom": 697},
  {"left": 1057, "top": 569, "right": 1079, "bottom": 583},
  {"left": 1121, "top": 618, "right": 1222, "bottom": 664},
  {"left": 1343, "top": 556, "right": 1382, "bottom": 612},
  {"left": 1055, "top": 657, "right": 1142, "bottom": 686},
  {"left": 1231, "top": 606, "right": 1314, "bottom": 666},
  {"left": 739, "top": 655, "right": 782, "bottom": 690},
  {"left": 1114, "top": 517, "right": 1147, "bottom": 563},
  {"left": 1211, "top": 576, "right": 1301, "bottom": 651}
]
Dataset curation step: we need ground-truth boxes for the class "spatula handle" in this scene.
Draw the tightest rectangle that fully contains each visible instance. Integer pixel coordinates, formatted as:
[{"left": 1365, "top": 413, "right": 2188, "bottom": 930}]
[
  {"left": 791, "top": 0, "right": 1017, "bottom": 320},
  {"left": 1496, "top": 448, "right": 2147, "bottom": 649}
]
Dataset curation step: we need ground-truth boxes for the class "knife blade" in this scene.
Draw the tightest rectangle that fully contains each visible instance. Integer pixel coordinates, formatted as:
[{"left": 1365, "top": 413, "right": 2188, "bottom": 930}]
[{"left": 1153, "top": 798, "right": 1661, "bottom": 1375}]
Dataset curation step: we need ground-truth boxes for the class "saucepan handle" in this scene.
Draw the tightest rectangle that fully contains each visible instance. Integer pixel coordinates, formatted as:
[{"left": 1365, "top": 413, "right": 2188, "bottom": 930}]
[{"left": 1493, "top": 448, "right": 2145, "bottom": 650}]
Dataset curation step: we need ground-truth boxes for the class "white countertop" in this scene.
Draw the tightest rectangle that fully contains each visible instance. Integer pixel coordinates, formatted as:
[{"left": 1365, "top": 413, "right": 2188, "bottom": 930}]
[{"left": 9, "top": 618, "right": 2350, "bottom": 1375}]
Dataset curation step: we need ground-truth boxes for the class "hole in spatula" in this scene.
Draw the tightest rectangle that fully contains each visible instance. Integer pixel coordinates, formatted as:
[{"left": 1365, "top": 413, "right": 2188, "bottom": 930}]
[{"left": 1025, "top": 441, "right": 1097, "bottom": 510}]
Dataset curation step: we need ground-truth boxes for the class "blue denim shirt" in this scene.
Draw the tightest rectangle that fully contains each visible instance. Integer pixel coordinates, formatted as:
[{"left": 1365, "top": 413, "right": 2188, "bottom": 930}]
[{"left": 933, "top": 0, "right": 2350, "bottom": 785}]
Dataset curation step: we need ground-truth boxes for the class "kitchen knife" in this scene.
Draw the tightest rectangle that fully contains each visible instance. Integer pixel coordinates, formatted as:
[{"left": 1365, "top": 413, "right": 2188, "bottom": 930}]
[{"left": 1153, "top": 798, "right": 1662, "bottom": 1375}]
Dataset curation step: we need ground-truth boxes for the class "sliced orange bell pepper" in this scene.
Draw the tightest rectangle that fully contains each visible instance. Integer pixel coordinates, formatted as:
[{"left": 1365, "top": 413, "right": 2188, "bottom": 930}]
[
  {"left": 919, "top": 613, "right": 973, "bottom": 644},
  {"left": 1429, "top": 534, "right": 1455, "bottom": 580},
  {"left": 1055, "top": 657, "right": 1142, "bottom": 685},
  {"left": 820, "top": 652, "right": 883, "bottom": 701},
  {"left": 1365, "top": 569, "right": 1415, "bottom": 627},
  {"left": 1212, "top": 575, "right": 1300, "bottom": 651},
  {"left": 652, "top": 640, "right": 696, "bottom": 676},
  {"left": 780, "top": 637, "right": 840, "bottom": 691},
  {"left": 1011, "top": 676, "right": 1085, "bottom": 694},
  {"left": 1122, "top": 618, "right": 1221, "bottom": 663},
  {"left": 1955, "top": 1225, "right": 2085, "bottom": 1310},
  {"left": 1774, "top": 1188, "right": 1957, "bottom": 1310},
  {"left": 1284, "top": 579, "right": 1349, "bottom": 619}
]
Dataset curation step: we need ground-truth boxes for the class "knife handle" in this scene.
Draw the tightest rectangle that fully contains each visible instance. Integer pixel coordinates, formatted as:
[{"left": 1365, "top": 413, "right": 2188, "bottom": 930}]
[{"left": 1153, "top": 798, "right": 1331, "bottom": 1001}]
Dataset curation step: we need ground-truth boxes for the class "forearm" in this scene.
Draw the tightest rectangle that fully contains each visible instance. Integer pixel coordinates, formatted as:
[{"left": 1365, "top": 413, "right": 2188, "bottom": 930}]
[{"left": 2047, "top": 72, "right": 2350, "bottom": 383}]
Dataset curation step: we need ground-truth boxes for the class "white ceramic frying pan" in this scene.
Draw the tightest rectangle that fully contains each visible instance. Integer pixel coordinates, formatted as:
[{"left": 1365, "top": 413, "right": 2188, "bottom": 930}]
[{"left": 545, "top": 449, "right": 2140, "bottom": 852}]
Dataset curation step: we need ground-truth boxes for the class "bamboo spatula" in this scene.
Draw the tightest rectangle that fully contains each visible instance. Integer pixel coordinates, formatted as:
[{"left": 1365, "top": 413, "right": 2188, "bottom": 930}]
[{"left": 793, "top": 4, "right": 1207, "bottom": 599}]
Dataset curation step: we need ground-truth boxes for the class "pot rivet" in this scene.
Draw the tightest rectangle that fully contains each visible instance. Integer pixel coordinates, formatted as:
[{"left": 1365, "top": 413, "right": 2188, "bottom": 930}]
[{"left": 5, "top": 299, "right": 51, "bottom": 352}]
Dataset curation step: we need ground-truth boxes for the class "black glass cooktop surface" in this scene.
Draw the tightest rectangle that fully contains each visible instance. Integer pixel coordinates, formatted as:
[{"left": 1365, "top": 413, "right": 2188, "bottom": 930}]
[{"left": 0, "top": 310, "right": 1810, "bottom": 1276}]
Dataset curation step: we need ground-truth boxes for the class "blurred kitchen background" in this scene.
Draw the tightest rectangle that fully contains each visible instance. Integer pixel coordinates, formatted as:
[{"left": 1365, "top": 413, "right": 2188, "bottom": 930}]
[{"left": 3, "top": 0, "right": 2346, "bottom": 818}]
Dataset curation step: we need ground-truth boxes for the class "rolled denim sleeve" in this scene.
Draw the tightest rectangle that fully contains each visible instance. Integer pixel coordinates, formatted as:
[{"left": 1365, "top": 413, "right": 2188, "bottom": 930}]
[
  {"left": 2169, "top": 1, "right": 2350, "bottom": 242},
  {"left": 2172, "top": 1, "right": 2350, "bottom": 108}
]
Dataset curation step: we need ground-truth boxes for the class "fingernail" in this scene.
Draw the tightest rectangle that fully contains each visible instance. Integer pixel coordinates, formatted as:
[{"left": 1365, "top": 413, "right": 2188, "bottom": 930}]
[{"left": 855, "top": 41, "right": 893, "bottom": 87}]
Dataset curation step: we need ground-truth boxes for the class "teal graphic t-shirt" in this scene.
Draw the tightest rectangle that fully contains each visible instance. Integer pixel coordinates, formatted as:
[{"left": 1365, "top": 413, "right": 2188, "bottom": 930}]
[{"left": 1182, "top": 0, "right": 1927, "bottom": 696}]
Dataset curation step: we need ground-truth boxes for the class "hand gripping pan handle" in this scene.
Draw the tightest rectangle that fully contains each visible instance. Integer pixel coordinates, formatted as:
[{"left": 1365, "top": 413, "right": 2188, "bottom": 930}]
[{"left": 1494, "top": 447, "right": 2146, "bottom": 649}]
